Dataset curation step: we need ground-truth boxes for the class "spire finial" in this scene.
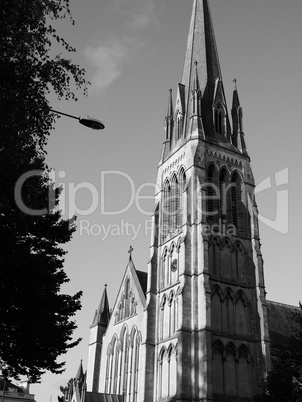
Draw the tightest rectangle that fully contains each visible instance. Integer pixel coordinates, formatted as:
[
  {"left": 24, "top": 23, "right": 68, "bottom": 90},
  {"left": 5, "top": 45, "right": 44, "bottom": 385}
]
[
  {"left": 128, "top": 245, "right": 134, "bottom": 260},
  {"left": 233, "top": 78, "right": 237, "bottom": 89}
]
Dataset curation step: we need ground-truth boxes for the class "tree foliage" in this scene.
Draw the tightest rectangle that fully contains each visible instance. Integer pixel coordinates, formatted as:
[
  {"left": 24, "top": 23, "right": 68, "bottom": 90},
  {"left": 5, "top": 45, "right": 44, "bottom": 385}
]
[
  {"left": 254, "top": 310, "right": 302, "bottom": 402},
  {"left": 0, "top": 0, "right": 89, "bottom": 382}
]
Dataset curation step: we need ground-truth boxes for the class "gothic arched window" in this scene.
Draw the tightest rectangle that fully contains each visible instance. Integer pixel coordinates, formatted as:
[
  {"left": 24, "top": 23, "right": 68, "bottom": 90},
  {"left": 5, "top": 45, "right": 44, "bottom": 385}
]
[
  {"left": 159, "top": 348, "right": 169, "bottom": 398},
  {"left": 225, "top": 344, "right": 237, "bottom": 396},
  {"left": 212, "top": 342, "right": 224, "bottom": 395},
  {"left": 178, "top": 168, "right": 186, "bottom": 226},
  {"left": 171, "top": 174, "right": 179, "bottom": 233},
  {"left": 222, "top": 289, "right": 234, "bottom": 334},
  {"left": 235, "top": 292, "right": 247, "bottom": 336},
  {"left": 168, "top": 345, "right": 177, "bottom": 396},
  {"left": 209, "top": 237, "right": 220, "bottom": 276},
  {"left": 206, "top": 165, "right": 219, "bottom": 223},
  {"left": 162, "top": 180, "right": 171, "bottom": 240},
  {"left": 211, "top": 286, "right": 222, "bottom": 332},
  {"left": 219, "top": 169, "right": 227, "bottom": 220},
  {"left": 231, "top": 172, "right": 241, "bottom": 229},
  {"left": 234, "top": 241, "right": 246, "bottom": 282},
  {"left": 237, "top": 346, "right": 251, "bottom": 397},
  {"left": 214, "top": 103, "right": 226, "bottom": 135}
]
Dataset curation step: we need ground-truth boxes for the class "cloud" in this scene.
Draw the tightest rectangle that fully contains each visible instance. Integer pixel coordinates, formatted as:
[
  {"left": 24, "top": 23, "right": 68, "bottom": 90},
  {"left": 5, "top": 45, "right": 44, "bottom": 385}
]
[
  {"left": 112, "top": 0, "right": 157, "bottom": 31},
  {"left": 84, "top": 0, "right": 157, "bottom": 93},
  {"left": 128, "top": 3, "right": 156, "bottom": 30},
  {"left": 84, "top": 41, "right": 127, "bottom": 92}
]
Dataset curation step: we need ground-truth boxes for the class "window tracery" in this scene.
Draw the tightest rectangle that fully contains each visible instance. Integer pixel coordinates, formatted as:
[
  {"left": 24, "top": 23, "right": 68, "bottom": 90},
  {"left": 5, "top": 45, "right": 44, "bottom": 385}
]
[
  {"left": 105, "top": 328, "right": 141, "bottom": 402},
  {"left": 158, "top": 344, "right": 178, "bottom": 399},
  {"left": 212, "top": 342, "right": 251, "bottom": 398},
  {"left": 162, "top": 168, "right": 186, "bottom": 241},
  {"left": 115, "top": 278, "right": 138, "bottom": 324},
  {"left": 211, "top": 285, "right": 248, "bottom": 336},
  {"left": 214, "top": 102, "right": 226, "bottom": 135}
]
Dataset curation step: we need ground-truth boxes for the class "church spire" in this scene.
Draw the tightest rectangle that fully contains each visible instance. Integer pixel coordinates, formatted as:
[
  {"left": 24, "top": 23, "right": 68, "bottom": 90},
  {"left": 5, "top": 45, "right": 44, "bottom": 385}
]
[
  {"left": 92, "top": 284, "right": 110, "bottom": 326},
  {"left": 161, "top": 89, "right": 174, "bottom": 162},
  {"left": 181, "top": 0, "right": 226, "bottom": 138},
  {"left": 75, "top": 359, "right": 84, "bottom": 382},
  {"left": 231, "top": 79, "right": 248, "bottom": 155}
]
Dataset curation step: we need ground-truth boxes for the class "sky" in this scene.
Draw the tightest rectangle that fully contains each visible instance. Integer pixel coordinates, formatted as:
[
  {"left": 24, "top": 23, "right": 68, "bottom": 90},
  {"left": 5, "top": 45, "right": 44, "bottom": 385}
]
[{"left": 28, "top": 0, "right": 302, "bottom": 401}]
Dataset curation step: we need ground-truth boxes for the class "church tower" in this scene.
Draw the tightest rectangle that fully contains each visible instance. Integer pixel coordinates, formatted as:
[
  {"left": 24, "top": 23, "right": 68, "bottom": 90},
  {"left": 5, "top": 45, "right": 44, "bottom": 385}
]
[
  {"left": 85, "top": 1, "right": 273, "bottom": 401},
  {"left": 146, "top": 0, "right": 271, "bottom": 400},
  {"left": 86, "top": 285, "right": 110, "bottom": 392}
]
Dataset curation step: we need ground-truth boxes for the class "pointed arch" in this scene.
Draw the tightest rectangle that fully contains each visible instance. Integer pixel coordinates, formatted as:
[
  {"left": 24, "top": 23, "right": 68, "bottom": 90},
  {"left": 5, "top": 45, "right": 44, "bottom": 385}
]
[
  {"left": 206, "top": 164, "right": 219, "bottom": 223},
  {"left": 167, "top": 344, "right": 177, "bottom": 397},
  {"left": 211, "top": 285, "right": 223, "bottom": 332},
  {"left": 118, "top": 325, "right": 129, "bottom": 395},
  {"left": 233, "top": 240, "right": 246, "bottom": 282},
  {"left": 209, "top": 236, "right": 221, "bottom": 276},
  {"left": 212, "top": 341, "right": 224, "bottom": 395},
  {"left": 161, "top": 248, "right": 168, "bottom": 289},
  {"left": 160, "top": 294, "right": 167, "bottom": 340},
  {"left": 106, "top": 334, "right": 118, "bottom": 394},
  {"left": 222, "top": 288, "right": 234, "bottom": 334},
  {"left": 178, "top": 167, "right": 186, "bottom": 227},
  {"left": 225, "top": 343, "right": 237, "bottom": 396},
  {"left": 231, "top": 171, "right": 241, "bottom": 229},
  {"left": 219, "top": 168, "right": 228, "bottom": 220},
  {"left": 132, "top": 330, "right": 141, "bottom": 402},
  {"left": 235, "top": 291, "right": 248, "bottom": 336},
  {"left": 214, "top": 102, "right": 226, "bottom": 135},
  {"left": 162, "top": 179, "right": 171, "bottom": 240},
  {"left": 221, "top": 237, "right": 232, "bottom": 279},
  {"left": 237, "top": 345, "right": 251, "bottom": 397},
  {"left": 158, "top": 346, "right": 169, "bottom": 398},
  {"left": 171, "top": 174, "right": 179, "bottom": 233}
]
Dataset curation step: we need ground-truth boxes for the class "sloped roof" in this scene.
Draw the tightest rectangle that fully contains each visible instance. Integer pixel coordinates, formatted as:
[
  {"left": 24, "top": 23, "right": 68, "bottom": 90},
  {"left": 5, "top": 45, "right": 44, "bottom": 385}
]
[
  {"left": 85, "top": 392, "right": 123, "bottom": 402},
  {"left": 92, "top": 285, "right": 110, "bottom": 326},
  {"left": 267, "top": 300, "right": 300, "bottom": 350},
  {"left": 136, "top": 270, "right": 147, "bottom": 295},
  {"left": 0, "top": 379, "right": 24, "bottom": 392}
]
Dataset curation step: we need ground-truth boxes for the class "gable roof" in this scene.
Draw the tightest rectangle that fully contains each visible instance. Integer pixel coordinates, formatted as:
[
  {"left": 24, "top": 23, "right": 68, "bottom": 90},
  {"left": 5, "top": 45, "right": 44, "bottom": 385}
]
[
  {"left": 267, "top": 300, "right": 300, "bottom": 350},
  {"left": 136, "top": 270, "right": 148, "bottom": 295},
  {"left": 110, "top": 256, "right": 147, "bottom": 317}
]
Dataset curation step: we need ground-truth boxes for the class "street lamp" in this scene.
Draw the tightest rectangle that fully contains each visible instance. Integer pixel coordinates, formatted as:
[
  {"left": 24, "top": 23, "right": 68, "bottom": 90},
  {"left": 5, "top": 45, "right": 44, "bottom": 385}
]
[{"left": 51, "top": 109, "right": 105, "bottom": 130}]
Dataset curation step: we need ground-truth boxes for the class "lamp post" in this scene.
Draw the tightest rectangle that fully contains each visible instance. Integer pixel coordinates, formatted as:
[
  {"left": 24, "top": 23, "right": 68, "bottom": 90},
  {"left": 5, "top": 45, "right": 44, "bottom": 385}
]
[{"left": 51, "top": 109, "right": 105, "bottom": 130}]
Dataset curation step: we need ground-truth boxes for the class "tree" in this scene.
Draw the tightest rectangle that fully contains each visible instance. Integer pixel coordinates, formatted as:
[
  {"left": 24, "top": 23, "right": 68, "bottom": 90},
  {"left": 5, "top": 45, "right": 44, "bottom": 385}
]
[
  {"left": 254, "top": 310, "right": 302, "bottom": 402},
  {"left": 0, "top": 0, "right": 89, "bottom": 382}
]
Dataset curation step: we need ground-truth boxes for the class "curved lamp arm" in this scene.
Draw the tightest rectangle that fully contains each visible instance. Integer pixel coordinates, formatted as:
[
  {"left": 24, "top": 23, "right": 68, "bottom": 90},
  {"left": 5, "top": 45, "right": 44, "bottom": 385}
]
[{"left": 51, "top": 109, "right": 105, "bottom": 130}]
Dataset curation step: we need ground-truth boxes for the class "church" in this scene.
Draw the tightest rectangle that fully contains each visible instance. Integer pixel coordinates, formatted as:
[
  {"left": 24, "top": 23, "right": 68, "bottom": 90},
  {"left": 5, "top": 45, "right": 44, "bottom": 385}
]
[{"left": 62, "top": 1, "right": 299, "bottom": 401}]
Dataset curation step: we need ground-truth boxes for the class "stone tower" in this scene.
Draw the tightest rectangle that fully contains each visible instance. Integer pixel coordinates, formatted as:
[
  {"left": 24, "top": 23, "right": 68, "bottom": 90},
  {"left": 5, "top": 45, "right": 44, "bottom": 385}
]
[
  {"left": 86, "top": 285, "right": 110, "bottom": 392},
  {"left": 146, "top": 0, "right": 271, "bottom": 400},
  {"left": 84, "top": 1, "right": 272, "bottom": 401}
]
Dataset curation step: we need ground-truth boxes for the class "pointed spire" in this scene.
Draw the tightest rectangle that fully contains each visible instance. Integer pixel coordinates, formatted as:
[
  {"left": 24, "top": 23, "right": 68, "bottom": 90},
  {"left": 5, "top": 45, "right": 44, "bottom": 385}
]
[
  {"left": 231, "top": 79, "right": 248, "bottom": 155},
  {"left": 161, "top": 89, "right": 174, "bottom": 162},
  {"left": 166, "top": 88, "right": 173, "bottom": 121},
  {"left": 92, "top": 284, "right": 110, "bottom": 326},
  {"left": 75, "top": 360, "right": 84, "bottom": 382},
  {"left": 181, "top": 0, "right": 225, "bottom": 138}
]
